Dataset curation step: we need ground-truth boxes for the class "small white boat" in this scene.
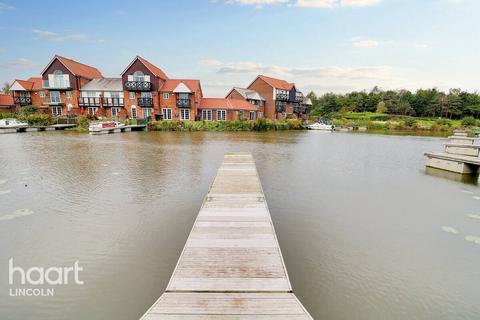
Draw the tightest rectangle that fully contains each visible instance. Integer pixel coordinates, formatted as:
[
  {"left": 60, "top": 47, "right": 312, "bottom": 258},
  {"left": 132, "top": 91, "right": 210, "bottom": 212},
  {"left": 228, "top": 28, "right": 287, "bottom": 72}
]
[
  {"left": 0, "top": 118, "right": 29, "bottom": 128},
  {"left": 307, "top": 122, "right": 335, "bottom": 131},
  {"left": 89, "top": 121, "right": 125, "bottom": 132}
]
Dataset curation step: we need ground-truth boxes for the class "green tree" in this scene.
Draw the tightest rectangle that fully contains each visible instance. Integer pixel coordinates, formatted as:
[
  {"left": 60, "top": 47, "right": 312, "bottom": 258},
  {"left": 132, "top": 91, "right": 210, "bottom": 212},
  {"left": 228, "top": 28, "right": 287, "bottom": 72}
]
[
  {"left": 376, "top": 101, "right": 387, "bottom": 113},
  {"left": 1, "top": 82, "right": 10, "bottom": 94}
]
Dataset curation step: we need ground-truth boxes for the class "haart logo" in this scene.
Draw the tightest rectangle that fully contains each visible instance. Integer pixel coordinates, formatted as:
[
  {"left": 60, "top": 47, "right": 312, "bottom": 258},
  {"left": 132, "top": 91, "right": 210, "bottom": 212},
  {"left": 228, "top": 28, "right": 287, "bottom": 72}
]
[{"left": 8, "top": 258, "right": 84, "bottom": 297}]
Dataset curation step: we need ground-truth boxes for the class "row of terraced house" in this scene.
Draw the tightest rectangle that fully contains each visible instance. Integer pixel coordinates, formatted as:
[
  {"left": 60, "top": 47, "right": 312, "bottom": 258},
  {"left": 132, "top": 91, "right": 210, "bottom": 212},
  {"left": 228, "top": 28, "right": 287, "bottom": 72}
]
[{"left": 2, "top": 55, "right": 312, "bottom": 121}]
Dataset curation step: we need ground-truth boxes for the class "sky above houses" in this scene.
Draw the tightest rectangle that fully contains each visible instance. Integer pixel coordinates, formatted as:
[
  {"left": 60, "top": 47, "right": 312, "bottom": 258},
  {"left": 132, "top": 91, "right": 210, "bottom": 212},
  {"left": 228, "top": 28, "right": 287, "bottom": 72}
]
[{"left": 0, "top": 0, "right": 478, "bottom": 97}]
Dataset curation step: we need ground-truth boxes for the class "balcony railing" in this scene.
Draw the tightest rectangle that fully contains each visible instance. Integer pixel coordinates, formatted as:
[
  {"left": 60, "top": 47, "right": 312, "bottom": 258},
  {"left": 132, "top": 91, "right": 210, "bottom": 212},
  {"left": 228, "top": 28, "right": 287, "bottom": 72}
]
[
  {"left": 125, "top": 81, "right": 151, "bottom": 91},
  {"left": 43, "top": 75, "right": 71, "bottom": 90},
  {"left": 275, "top": 102, "right": 286, "bottom": 113},
  {"left": 176, "top": 99, "right": 191, "bottom": 108},
  {"left": 78, "top": 97, "right": 101, "bottom": 107},
  {"left": 14, "top": 97, "right": 32, "bottom": 105},
  {"left": 295, "top": 95, "right": 304, "bottom": 103},
  {"left": 276, "top": 93, "right": 289, "bottom": 101},
  {"left": 47, "top": 99, "right": 64, "bottom": 106},
  {"left": 137, "top": 98, "right": 153, "bottom": 107},
  {"left": 103, "top": 97, "right": 124, "bottom": 107}
]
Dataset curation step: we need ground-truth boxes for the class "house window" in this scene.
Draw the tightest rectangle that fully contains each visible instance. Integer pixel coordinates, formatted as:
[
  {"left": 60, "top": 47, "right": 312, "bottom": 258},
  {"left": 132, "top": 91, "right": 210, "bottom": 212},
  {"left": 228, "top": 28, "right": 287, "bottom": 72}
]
[
  {"left": 141, "top": 92, "right": 152, "bottom": 98},
  {"left": 131, "top": 106, "right": 137, "bottom": 119},
  {"left": 88, "top": 107, "right": 98, "bottom": 115},
  {"left": 133, "top": 71, "right": 144, "bottom": 82},
  {"left": 66, "top": 91, "right": 72, "bottom": 98},
  {"left": 50, "top": 91, "right": 60, "bottom": 103},
  {"left": 163, "top": 93, "right": 169, "bottom": 100},
  {"left": 40, "top": 91, "right": 45, "bottom": 98},
  {"left": 249, "top": 111, "right": 255, "bottom": 120},
  {"left": 111, "top": 107, "right": 120, "bottom": 117},
  {"left": 143, "top": 108, "right": 153, "bottom": 118},
  {"left": 202, "top": 109, "right": 212, "bottom": 121},
  {"left": 110, "top": 92, "right": 120, "bottom": 98},
  {"left": 217, "top": 109, "right": 226, "bottom": 121},
  {"left": 180, "top": 108, "right": 190, "bottom": 120},
  {"left": 52, "top": 106, "right": 62, "bottom": 116},
  {"left": 162, "top": 108, "right": 172, "bottom": 120},
  {"left": 129, "top": 92, "right": 135, "bottom": 99},
  {"left": 178, "top": 93, "right": 189, "bottom": 100}
]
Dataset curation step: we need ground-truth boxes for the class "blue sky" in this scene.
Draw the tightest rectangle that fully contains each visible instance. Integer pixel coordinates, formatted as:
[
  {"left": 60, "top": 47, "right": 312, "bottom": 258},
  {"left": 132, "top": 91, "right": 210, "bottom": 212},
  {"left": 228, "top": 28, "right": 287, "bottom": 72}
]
[{"left": 0, "top": 0, "right": 478, "bottom": 97}]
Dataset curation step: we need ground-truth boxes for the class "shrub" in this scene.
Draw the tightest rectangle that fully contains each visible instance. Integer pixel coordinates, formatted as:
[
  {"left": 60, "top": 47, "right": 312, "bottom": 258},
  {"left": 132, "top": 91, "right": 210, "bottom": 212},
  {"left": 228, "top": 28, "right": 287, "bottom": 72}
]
[
  {"left": 20, "top": 106, "right": 39, "bottom": 115},
  {"left": 253, "top": 118, "right": 268, "bottom": 131},
  {"left": 461, "top": 116, "right": 477, "bottom": 127},
  {"left": 435, "top": 118, "right": 452, "bottom": 126},
  {"left": 0, "top": 112, "right": 17, "bottom": 120},
  {"left": 76, "top": 115, "right": 90, "bottom": 130},
  {"left": 17, "top": 113, "right": 54, "bottom": 126},
  {"left": 286, "top": 119, "right": 303, "bottom": 130},
  {"left": 403, "top": 117, "right": 417, "bottom": 127}
]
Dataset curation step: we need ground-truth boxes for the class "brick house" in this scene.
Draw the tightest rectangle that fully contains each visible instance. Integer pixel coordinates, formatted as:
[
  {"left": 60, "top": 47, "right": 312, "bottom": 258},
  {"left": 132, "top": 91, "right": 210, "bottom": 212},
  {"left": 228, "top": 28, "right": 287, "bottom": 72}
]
[
  {"left": 0, "top": 94, "right": 15, "bottom": 113},
  {"left": 79, "top": 78, "right": 125, "bottom": 119},
  {"left": 225, "top": 87, "right": 265, "bottom": 116},
  {"left": 40, "top": 55, "right": 103, "bottom": 116},
  {"left": 199, "top": 98, "right": 258, "bottom": 121},
  {"left": 159, "top": 80, "right": 203, "bottom": 121},
  {"left": 235, "top": 75, "right": 310, "bottom": 120},
  {"left": 9, "top": 77, "right": 43, "bottom": 111}
]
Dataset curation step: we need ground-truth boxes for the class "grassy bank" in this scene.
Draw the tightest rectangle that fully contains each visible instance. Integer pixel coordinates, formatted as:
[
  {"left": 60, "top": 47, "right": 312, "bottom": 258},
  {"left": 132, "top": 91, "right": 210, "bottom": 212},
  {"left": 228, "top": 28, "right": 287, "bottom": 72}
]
[
  {"left": 148, "top": 118, "right": 304, "bottom": 131},
  {"left": 317, "top": 112, "right": 480, "bottom": 133}
]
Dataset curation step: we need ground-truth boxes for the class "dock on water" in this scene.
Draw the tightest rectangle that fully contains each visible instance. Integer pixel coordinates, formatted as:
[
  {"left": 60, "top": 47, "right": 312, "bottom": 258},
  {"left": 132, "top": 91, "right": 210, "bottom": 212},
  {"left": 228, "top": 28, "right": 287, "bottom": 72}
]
[
  {"left": 0, "top": 124, "right": 76, "bottom": 134},
  {"left": 89, "top": 124, "right": 146, "bottom": 135},
  {"left": 140, "top": 153, "right": 313, "bottom": 319}
]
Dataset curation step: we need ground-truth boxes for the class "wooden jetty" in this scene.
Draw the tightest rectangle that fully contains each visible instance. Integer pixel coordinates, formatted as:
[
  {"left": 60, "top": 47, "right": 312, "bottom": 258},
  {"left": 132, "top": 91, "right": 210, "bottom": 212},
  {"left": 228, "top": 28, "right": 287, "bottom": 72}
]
[
  {"left": 90, "top": 124, "right": 146, "bottom": 135},
  {"left": 140, "top": 153, "right": 313, "bottom": 319},
  {"left": 425, "top": 130, "right": 480, "bottom": 174},
  {"left": 0, "top": 124, "right": 76, "bottom": 134}
]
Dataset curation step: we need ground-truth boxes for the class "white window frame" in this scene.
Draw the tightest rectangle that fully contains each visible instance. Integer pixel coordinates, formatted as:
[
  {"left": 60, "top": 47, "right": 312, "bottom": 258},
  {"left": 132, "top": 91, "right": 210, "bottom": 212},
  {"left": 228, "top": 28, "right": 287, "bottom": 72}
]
[
  {"left": 129, "top": 92, "right": 135, "bottom": 99},
  {"left": 180, "top": 108, "right": 190, "bottom": 120},
  {"left": 50, "top": 91, "right": 60, "bottom": 103},
  {"left": 202, "top": 109, "right": 212, "bottom": 121},
  {"left": 131, "top": 106, "right": 137, "bottom": 119},
  {"left": 87, "top": 107, "right": 98, "bottom": 116},
  {"left": 65, "top": 91, "right": 72, "bottom": 99},
  {"left": 143, "top": 107, "right": 153, "bottom": 119},
  {"left": 163, "top": 93, "right": 169, "bottom": 100},
  {"left": 249, "top": 111, "right": 255, "bottom": 120},
  {"left": 217, "top": 109, "right": 226, "bottom": 121},
  {"left": 162, "top": 108, "right": 172, "bottom": 120},
  {"left": 133, "top": 71, "right": 145, "bottom": 82},
  {"left": 52, "top": 106, "right": 62, "bottom": 116},
  {"left": 39, "top": 91, "right": 45, "bottom": 98},
  {"left": 111, "top": 107, "right": 120, "bottom": 117}
]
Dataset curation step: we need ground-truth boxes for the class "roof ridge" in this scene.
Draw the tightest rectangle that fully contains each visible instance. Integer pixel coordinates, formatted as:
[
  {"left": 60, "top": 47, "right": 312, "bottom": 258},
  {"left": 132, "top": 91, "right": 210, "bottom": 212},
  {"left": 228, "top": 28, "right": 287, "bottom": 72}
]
[{"left": 56, "top": 55, "right": 101, "bottom": 71}]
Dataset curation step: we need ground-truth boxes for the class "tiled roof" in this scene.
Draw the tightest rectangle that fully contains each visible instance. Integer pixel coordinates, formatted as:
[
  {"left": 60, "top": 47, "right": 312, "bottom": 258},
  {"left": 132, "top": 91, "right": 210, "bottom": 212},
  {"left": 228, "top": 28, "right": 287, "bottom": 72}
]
[
  {"left": 200, "top": 98, "right": 258, "bottom": 111},
  {"left": 160, "top": 79, "right": 201, "bottom": 93},
  {"left": 0, "top": 94, "right": 14, "bottom": 106},
  {"left": 55, "top": 55, "right": 103, "bottom": 78},
  {"left": 257, "top": 75, "right": 294, "bottom": 90},
  {"left": 26, "top": 77, "right": 42, "bottom": 90},
  {"left": 230, "top": 87, "right": 265, "bottom": 101},
  {"left": 137, "top": 56, "right": 168, "bottom": 80},
  {"left": 80, "top": 78, "right": 122, "bottom": 91}
]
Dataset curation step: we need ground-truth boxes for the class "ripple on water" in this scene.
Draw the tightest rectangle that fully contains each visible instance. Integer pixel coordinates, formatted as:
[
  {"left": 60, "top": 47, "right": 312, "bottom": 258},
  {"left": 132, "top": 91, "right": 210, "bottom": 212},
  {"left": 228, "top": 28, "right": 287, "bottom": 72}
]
[
  {"left": 441, "top": 226, "right": 458, "bottom": 234},
  {"left": 467, "top": 214, "right": 480, "bottom": 220},
  {"left": 473, "top": 196, "right": 480, "bottom": 200},
  {"left": 0, "top": 179, "right": 7, "bottom": 184},
  {"left": 461, "top": 190, "right": 474, "bottom": 194},
  {"left": 0, "top": 209, "right": 34, "bottom": 221},
  {"left": 465, "top": 236, "right": 480, "bottom": 245},
  {"left": 0, "top": 190, "right": 11, "bottom": 195}
]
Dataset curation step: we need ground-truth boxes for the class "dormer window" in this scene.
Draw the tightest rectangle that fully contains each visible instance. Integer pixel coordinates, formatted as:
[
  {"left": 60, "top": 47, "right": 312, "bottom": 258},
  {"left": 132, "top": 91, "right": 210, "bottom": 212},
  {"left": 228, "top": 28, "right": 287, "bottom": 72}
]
[
  {"left": 53, "top": 70, "right": 63, "bottom": 75},
  {"left": 133, "top": 71, "right": 145, "bottom": 82}
]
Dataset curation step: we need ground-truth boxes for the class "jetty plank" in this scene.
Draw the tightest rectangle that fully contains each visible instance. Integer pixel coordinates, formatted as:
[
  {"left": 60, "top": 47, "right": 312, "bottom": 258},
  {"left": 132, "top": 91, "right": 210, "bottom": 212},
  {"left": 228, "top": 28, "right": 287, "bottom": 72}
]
[{"left": 140, "top": 153, "right": 312, "bottom": 319}]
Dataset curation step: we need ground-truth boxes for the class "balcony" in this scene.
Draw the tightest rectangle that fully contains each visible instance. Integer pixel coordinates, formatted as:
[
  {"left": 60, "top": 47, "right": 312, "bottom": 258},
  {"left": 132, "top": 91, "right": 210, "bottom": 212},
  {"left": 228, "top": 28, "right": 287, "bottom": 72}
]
[
  {"left": 78, "top": 97, "right": 101, "bottom": 107},
  {"left": 46, "top": 99, "right": 64, "bottom": 106},
  {"left": 275, "top": 93, "right": 289, "bottom": 101},
  {"left": 176, "top": 99, "right": 191, "bottom": 108},
  {"left": 103, "top": 97, "right": 124, "bottom": 107},
  {"left": 125, "top": 81, "right": 151, "bottom": 91},
  {"left": 295, "top": 94, "right": 304, "bottom": 103},
  {"left": 43, "top": 75, "right": 71, "bottom": 90},
  {"left": 14, "top": 97, "right": 32, "bottom": 106},
  {"left": 275, "top": 102, "right": 286, "bottom": 113},
  {"left": 137, "top": 98, "right": 153, "bottom": 107}
]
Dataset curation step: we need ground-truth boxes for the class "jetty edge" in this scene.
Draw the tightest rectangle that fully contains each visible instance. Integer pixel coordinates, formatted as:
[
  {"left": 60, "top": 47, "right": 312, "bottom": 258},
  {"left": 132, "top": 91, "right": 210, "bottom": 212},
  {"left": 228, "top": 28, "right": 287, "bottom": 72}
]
[{"left": 139, "top": 152, "right": 313, "bottom": 319}]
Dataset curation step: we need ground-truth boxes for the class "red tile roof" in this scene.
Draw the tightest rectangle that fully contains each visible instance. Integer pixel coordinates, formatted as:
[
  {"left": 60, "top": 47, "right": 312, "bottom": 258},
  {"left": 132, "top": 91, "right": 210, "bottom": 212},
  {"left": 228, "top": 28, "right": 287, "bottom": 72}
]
[
  {"left": 55, "top": 55, "right": 103, "bottom": 78},
  {"left": 160, "top": 79, "right": 201, "bottom": 93},
  {"left": 200, "top": 98, "right": 258, "bottom": 111},
  {"left": 137, "top": 56, "right": 168, "bottom": 80},
  {"left": 11, "top": 77, "right": 42, "bottom": 91},
  {"left": 0, "top": 94, "right": 14, "bottom": 106},
  {"left": 258, "top": 75, "right": 294, "bottom": 90}
]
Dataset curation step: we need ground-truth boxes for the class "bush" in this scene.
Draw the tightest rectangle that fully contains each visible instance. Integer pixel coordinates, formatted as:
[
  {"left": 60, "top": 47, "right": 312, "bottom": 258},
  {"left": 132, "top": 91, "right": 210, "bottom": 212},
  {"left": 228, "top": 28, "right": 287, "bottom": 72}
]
[
  {"left": 0, "top": 112, "right": 16, "bottom": 120},
  {"left": 17, "top": 113, "right": 54, "bottom": 126},
  {"left": 20, "top": 106, "right": 39, "bottom": 115},
  {"left": 435, "top": 118, "right": 452, "bottom": 126},
  {"left": 403, "top": 117, "right": 417, "bottom": 127},
  {"left": 76, "top": 115, "right": 90, "bottom": 130},
  {"left": 253, "top": 118, "right": 268, "bottom": 131},
  {"left": 461, "top": 116, "right": 477, "bottom": 127}
]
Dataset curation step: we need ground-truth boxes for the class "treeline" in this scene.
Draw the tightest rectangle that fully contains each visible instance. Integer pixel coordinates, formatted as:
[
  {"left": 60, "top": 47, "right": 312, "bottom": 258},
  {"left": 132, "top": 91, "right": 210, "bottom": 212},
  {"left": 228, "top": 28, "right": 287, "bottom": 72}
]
[{"left": 307, "top": 87, "right": 480, "bottom": 119}]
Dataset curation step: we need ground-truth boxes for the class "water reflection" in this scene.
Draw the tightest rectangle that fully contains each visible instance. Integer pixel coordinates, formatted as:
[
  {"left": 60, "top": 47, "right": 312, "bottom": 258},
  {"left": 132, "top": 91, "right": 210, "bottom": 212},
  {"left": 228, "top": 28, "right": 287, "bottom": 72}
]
[{"left": 425, "top": 167, "right": 479, "bottom": 185}]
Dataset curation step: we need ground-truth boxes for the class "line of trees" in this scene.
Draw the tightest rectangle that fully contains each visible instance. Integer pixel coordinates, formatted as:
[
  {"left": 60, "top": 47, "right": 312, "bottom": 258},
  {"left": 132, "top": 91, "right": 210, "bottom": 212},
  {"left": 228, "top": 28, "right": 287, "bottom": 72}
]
[{"left": 307, "top": 87, "right": 480, "bottom": 119}]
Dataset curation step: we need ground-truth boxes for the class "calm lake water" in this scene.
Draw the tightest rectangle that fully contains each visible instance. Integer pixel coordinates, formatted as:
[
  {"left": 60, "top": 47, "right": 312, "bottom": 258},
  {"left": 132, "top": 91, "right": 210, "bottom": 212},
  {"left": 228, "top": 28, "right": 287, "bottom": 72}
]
[{"left": 0, "top": 131, "right": 479, "bottom": 320}]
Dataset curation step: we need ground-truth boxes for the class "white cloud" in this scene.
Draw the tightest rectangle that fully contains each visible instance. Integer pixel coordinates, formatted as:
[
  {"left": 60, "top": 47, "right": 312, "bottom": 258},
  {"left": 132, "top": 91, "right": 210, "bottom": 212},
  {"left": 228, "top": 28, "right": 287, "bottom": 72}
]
[
  {"left": 294, "top": 0, "right": 381, "bottom": 7},
  {"left": 351, "top": 37, "right": 380, "bottom": 48},
  {"left": 0, "top": 2, "right": 14, "bottom": 12},
  {"left": 32, "top": 29, "right": 88, "bottom": 42},
  {"left": 0, "top": 58, "right": 35, "bottom": 69}
]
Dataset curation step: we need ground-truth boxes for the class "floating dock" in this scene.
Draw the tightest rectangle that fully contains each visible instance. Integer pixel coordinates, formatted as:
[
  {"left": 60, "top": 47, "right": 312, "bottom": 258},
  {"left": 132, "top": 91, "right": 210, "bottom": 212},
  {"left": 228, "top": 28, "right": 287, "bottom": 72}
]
[
  {"left": 140, "top": 153, "right": 313, "bottom": 319},
  {"left": 425, "top": 130, "right": 480, "bottom": 174},
  {"left": 0, "top": 124, "right": 76, "bottom": 134},
  {"left": 89, "top": 124, "right": 146, "bottom": 135}
]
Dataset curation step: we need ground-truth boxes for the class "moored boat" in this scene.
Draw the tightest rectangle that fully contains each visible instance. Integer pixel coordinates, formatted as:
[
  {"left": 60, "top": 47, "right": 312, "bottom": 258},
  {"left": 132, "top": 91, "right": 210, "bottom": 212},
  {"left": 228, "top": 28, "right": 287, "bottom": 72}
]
[
  {"left": 88, "top": 121, "right": 125, "bottom": 132},
  {"left": 0, "top": 118, "right": 29, "bottom": 128}
]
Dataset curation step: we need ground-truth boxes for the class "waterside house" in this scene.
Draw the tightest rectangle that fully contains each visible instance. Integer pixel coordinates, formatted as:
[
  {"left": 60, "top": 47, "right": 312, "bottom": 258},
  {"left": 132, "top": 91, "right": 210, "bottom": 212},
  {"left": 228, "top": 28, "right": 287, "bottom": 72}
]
[
  {"left": 199, "top": 98, "right": 258, "bottom": 121},
  {"left": 10, "top": 77, "right": 43, "bottom": 111}
]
